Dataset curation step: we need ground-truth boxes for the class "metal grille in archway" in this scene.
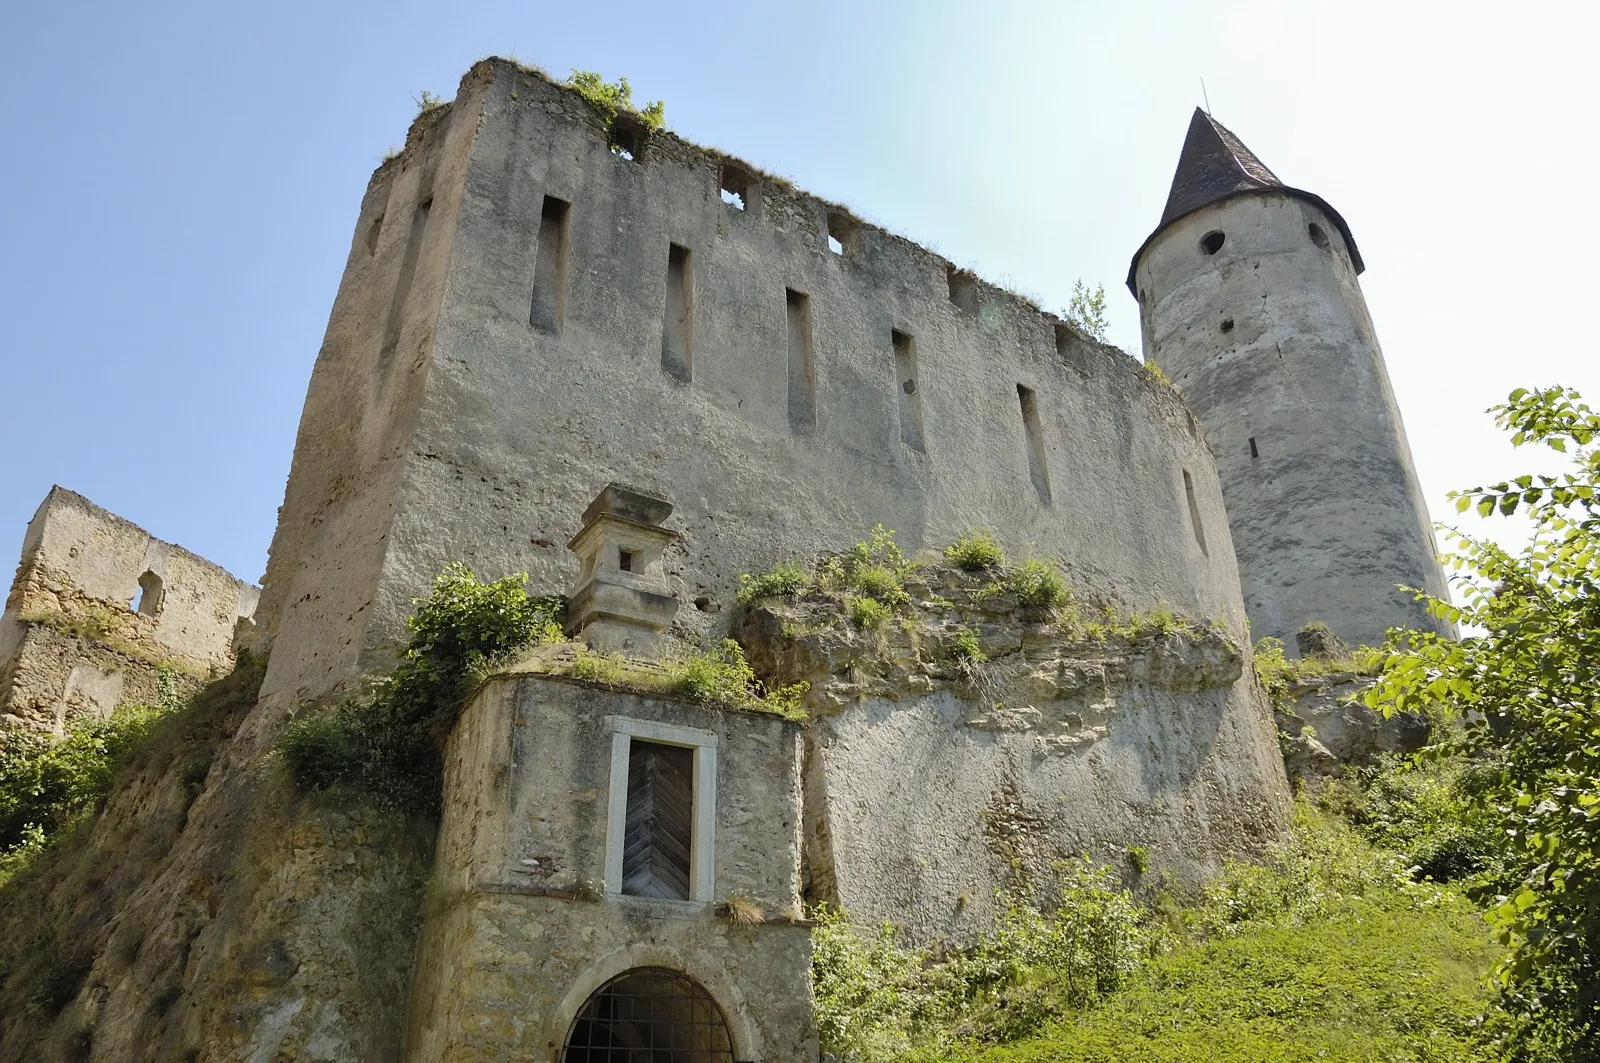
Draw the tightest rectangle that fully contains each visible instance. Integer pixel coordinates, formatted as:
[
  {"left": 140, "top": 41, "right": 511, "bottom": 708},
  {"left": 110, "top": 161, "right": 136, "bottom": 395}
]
[{"left": 562, "top": 967, "right": 736, "bottom": 1063}]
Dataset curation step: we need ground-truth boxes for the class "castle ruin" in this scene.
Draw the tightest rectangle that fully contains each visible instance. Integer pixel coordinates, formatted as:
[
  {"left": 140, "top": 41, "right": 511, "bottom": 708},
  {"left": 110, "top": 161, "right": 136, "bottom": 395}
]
[{"left": 0, "top": 58, "right": 1452, "bottom": 1063}]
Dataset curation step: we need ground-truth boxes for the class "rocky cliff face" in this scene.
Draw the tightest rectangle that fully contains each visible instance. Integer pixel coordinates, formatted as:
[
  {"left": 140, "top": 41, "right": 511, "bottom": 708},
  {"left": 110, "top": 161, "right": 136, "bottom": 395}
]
[
  {"left": 735, "top": 562, "right": 1292, "bottom": 942},
  {"left": 0, "top": 656, "right": 433, "bottom": 1063}
]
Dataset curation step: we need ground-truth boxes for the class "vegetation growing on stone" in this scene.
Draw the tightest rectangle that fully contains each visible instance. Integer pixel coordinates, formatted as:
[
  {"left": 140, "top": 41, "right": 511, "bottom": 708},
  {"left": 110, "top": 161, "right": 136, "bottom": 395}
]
[
  {"left": 279, "top": 563, "right": 564, "bottom": 812},
  {"left": 567, "top": 69, "right": 665, "bottom": 151},
  {"left": 0, "top": 673, "right": 186, "bottom": 885},
  {"left": 532, "top": 639, "right": 808, "bottom": 720},
  {"left": 945, "top": 531, "right": 1006, "bottom": 572},
  {"left": 1251, "top": 633, "right": 1382, "bottom": 709}
]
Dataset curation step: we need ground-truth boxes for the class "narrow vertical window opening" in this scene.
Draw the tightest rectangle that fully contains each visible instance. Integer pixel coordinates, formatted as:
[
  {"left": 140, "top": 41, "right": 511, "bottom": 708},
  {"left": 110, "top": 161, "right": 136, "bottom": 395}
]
[
  {"left": 1017, "top": 385, "right": 1052, "bottom": 504},
  {"left": 1183, "top": 470, "right": 1209, "bottom": 556},
  {"left": 1249, "top": 436, "right": 1259, "bottom": 459},
  {"left": 365, "top": 212, "right": 384, "bottom": 255},
  {"left": 1053, "top": 323, "right": 1075, "bottom": 359},
  {"left": 530, "top": 195, "right": 571, "bottom": 333},
  {"left": 891, "top": 330, "right": 925, "bottom": 453},
  {"left": 131, "top": 571, "right": 164, "bottom": 617},
  {"left": 661, "top": 243, "right": 693, "bottom": 382},
  {"left": 786, "top": 289, "right": 816, "bottom": 431},
  {"left": 622, "top": 739, "right": 694, "bottom": 900},
  {"left": 379, "top": 197, "right": 431, "bottom": 362},
  {"left": 619, "top": 549, "right": 634, "bottom": 573}
]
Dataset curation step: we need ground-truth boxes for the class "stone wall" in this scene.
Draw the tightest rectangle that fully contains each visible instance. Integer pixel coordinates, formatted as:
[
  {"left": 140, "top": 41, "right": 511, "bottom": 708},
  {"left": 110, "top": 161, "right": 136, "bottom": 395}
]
[
  {"left": 408, "top": 674, "right": 813, "bottom": 1062},
  {"left": 0, "top": 487, "right": 259, "bottom": 733},
  {"left": 255, "top": 58, "right": 1254, "bottom": 713}
]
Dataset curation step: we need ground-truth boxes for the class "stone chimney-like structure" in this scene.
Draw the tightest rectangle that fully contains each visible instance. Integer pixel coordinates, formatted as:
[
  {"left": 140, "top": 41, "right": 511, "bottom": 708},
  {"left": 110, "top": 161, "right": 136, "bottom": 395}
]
[{"left": 565, "top": 483, "right": 680, "bottom": 658}]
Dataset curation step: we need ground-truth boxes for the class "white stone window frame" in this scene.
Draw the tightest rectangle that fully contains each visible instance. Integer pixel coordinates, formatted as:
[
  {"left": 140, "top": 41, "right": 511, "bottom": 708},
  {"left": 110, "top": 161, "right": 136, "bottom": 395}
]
[{"left": 603, "top": 716, "right": 718, "bottom": 903}]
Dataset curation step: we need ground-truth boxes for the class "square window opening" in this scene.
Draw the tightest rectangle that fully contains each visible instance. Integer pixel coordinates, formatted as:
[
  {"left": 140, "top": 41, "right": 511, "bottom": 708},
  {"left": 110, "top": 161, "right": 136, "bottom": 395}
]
[
  {"left": 826, "top": 212, "right": 859, "bottom": 258},
  {"left": 947, "top": 267, "right": 979, "bottom": 314},
  {"left": 609, "top": 114, "right": 644, "bottom": 161},
  {"left": 619, "top": 549, "right": 634, "bottom": 572}
]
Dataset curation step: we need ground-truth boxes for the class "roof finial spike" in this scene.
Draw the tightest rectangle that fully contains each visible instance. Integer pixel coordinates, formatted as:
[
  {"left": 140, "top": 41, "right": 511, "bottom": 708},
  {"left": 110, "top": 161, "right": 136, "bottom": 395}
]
[{"left": 1201, "top": 77, "right": 1211, "bottom": 116}]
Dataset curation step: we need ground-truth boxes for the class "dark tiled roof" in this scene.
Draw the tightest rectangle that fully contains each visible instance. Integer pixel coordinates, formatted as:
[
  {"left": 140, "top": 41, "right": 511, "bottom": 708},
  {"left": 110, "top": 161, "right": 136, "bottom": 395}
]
[{"left": 1127, "top": 108, "right": 1364, "bottom": 295}]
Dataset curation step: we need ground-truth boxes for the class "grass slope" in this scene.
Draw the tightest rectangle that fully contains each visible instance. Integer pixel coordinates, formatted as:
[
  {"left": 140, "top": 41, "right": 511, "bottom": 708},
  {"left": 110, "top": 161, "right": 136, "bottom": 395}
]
[{"left": 954, "top": 892, "right": 1497, "bottom": 1063}]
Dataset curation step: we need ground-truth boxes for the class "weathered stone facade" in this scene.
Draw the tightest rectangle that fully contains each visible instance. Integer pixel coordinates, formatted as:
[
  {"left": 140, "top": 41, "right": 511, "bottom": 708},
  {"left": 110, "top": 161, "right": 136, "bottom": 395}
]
[
  {"left": 0, "top": 63, "right": 1452, "bottom": 1063},
  {"left": 408, "top": 676, "right": 812, "bottom": 1062},
  {"left": 0, "top": 487, "right": 259, "bottom": 734}
]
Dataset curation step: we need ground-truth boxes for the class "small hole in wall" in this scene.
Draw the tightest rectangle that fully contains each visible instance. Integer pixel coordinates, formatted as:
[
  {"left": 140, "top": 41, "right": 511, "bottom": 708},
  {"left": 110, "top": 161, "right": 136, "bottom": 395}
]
[
  {"left": 1200, "top": 231, "right": 1226, "bottom": 255},
  {"left": 619, "top": 550, "right": 634, "bottom": 572},
  {"left": 827, "top": 235, "right": 843, "bottom": 255},
  {"left": 693, "top": 596, "right": 717, "bottom": 613},
  {"left": 1220, "top": 318, "right": 1234, "bottom": 333},
  {"left": 1308, "top": 222, "right": 1330, "bottom": 250}
]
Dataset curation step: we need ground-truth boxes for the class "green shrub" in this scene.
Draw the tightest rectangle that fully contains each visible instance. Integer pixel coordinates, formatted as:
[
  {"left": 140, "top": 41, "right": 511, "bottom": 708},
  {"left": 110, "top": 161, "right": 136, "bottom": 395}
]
[
  {"left": 946, "top": 531, "right": 1006, "bottom": 572},
  {"left": 850, "top": 596, "right": 892, "bottom": 630},
  {"left": 0, "top": 700, "right": 173, "bottom": 857},
  {"left": 279, "top": 563, "right": 563, "bottom": 812},
  {"left": 1007, "top": 559, "right": 1067, "bottom": 610},
  {"left": 567, "top": 69, "right": 665, "bottom": 131},
  {"left": 737, "top": 561, "right": 809, "bottom": 604},
  {"left": 951, "top": 627, "right": 986, "bottom": 663}
]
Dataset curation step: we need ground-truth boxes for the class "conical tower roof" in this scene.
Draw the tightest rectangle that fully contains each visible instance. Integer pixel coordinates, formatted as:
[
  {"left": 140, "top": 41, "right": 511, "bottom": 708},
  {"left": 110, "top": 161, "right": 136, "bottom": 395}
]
[{"left": 1127, "top": 109, "right": 1363, "bottom": 294}]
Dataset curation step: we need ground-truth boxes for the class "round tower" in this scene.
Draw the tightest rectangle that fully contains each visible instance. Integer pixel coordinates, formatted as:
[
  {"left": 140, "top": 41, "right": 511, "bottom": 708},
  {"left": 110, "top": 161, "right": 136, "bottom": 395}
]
[{"left": 1129, "top": 109, "right": 1453, "bottom": 653}]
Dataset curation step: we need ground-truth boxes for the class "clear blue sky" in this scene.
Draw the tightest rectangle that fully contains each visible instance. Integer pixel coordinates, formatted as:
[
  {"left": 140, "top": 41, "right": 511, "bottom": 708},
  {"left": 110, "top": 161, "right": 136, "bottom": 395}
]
[{"left": 2, "top": 0, "right": 1595, "bottom": 584}]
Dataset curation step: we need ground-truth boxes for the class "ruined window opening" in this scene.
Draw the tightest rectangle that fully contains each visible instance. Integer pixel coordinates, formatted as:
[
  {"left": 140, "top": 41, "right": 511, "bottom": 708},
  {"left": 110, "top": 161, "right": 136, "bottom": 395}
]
[
  {"left": 1308, "top": 222, "right": 1330, "bottom": 250},
  {"left": 1220, "top": 318, "right": 1234, "bottom": 333},
  {"left": 1249, "top": 436, "right": 1259, "bottom": 459},
  {"left": 826, "top": 213, "right": 858, "bottom": 258},
  {"left": 1017, "top": 385, "right": 1052, "bottom": 504},
  {"left": 892, "top": 329, "right": 925, "bottom": 452},
  {"left": 661, "top": 243, "right": 693, "bottom": 382},
  {"left": 1200, "top": 231, "right": 1226, "bottom": 255},
  {"left": 379, "top": 197, "right": 432, "bottom": 361},
  {"left": 947, "top": 267, "right": 979, "bottom": 314},
  {"left": 132, "top": 571, "right": 164, "bottom": 617},
  {"left": 1183, "top": 470, "right": 1209, "bottom": 556},
  {"left": 531, "top": 195, "right": 572, "bottom": 333},
  {"left": 365, "top": 212, "right": 383, "bottom": 255},
  {"left": 609, "top": 116, "right": 642, "bottom": 161},
  {"left": 786, "top": 288, "right": 817, "bottom": 431},
  {"left": 619, "top": 549, "right": 634, "bottom": 573},
  {"left": 719, "top": 164, "right": 753, "bottom": 212},
  {"left": 562, "top": 967, "right": 735, "bottom": 1063},
  {"left": 1053, "top": 323, "right": 1075, "bottom": 359}
]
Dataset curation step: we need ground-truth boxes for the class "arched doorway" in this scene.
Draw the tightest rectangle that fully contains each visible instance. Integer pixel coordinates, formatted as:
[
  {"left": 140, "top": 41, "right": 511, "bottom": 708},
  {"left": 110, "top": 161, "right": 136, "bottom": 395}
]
[{"left": 562, "top": 967, "right": 736, "bottom": 1062}]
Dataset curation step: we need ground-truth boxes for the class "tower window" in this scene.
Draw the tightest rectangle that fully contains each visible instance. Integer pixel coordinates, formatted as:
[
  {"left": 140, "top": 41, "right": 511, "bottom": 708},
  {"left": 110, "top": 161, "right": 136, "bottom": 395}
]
[
  {"left": 1308, "top": 222, "right": 1330, "bottom": 250},
  {"left": 1200, "top": 231, "right": 1225, "bottom": 255},
  {"left": 619, "top": 549, "right": 634, "bottom": 572},
  {"left": 1249, "top": 436, "right": 1259, "bottom": 459}
]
